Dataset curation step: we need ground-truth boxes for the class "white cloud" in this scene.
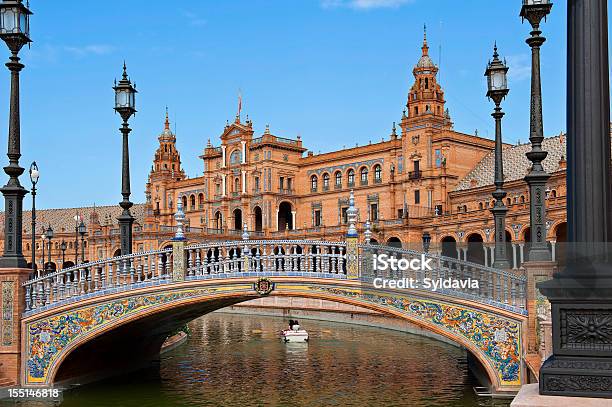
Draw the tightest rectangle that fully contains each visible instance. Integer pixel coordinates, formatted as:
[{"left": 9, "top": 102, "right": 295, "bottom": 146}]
[
  {"left": 322, "top": 0, "right": 414, "bottom": 10},
  {"left": 182, "top": 10, "right": 207, "bottom": 27},
  {"left": 506, "top": 54, "right": 531, "bottom": 82},
  {"left": 64, "top": 44, "right": 115, "bottom": 56}
]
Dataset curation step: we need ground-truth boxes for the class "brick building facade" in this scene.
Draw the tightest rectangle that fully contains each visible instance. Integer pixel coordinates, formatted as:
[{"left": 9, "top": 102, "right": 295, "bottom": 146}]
[{"left": 0, "top": 34, "right": 568, "bottom": 272}]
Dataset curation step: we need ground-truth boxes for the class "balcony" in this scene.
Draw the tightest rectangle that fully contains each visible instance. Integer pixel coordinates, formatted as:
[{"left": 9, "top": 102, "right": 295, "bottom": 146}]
[
  {"left": 408, "top": 170, "right": 422, "bottom": 180},
  {"left": 278, "top": 188, "right": 294, "bottom": 195}
]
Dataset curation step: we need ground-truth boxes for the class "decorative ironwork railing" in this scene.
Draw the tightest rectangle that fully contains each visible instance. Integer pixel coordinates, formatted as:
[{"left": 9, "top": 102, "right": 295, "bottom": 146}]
[
  {"left": 21, "top": 238, "right": 526, "bottom": 316},
  {"left": 184, "top": 240, "right": 347, "bottom": 277},
  {"left": 358, "top": 244, "right": 527, "bottom": 314},
  {"left": 23, "top": 248, "right": 173, "bottom": 314}
]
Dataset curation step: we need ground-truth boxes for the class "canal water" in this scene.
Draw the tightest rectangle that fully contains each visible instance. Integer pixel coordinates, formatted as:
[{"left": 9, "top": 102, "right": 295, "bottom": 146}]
[{"left": 55, "top": 313, "right": 509, "bottom": 407}]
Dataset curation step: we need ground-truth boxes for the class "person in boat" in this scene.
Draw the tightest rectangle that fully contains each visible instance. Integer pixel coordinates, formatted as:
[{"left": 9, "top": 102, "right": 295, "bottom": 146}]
[
  {"left": 292, "top": 319, "right": 300, "bottom": 331},
  {"left": 288, "top": 320, "right": 295, "bottom": 330}
]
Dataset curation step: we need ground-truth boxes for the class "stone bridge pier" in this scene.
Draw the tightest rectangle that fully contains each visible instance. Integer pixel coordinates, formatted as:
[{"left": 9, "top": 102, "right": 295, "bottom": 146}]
[{"left": 0, "top": 267, "right": 31, "bottom": 386}]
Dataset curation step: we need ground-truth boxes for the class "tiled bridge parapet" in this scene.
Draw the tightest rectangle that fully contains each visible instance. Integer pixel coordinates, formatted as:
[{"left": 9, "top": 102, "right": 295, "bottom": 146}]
[{"left": 18, "top": 238, "right": 529, "bottom": 392}]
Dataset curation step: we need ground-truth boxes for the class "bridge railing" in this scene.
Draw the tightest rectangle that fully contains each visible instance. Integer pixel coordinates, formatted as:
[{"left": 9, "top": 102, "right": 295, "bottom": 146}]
[
  {"left": 21, "top": 238, "right": 526, "bottom": 316},
  {"left": 23, "top": 248, "right": 173, "bottom": 312},
  {"left": 184, "top": 240, "right": 347, "bottom": 277},
  {"left": 358, "top": 244, "right": 527, "bottom": 314}
]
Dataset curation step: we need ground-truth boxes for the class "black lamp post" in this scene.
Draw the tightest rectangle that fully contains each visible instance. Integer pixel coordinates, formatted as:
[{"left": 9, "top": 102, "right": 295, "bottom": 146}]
[
  {"left": 28, "top": 161, "right": 38, "bottom": 271},
  {"left": 537, "top": 0, "right": 612, "bottom": 397},
  {"left": 521, "top": 0, "right": 553, "bottom": 262},
  {"left": 0, "top": 0, "right": 32, "bottom": 268},
  {"left": 45, "top": 223, "right": 52, "bottom": 272},
  {"left": 422, "top": 231, "right": 431, "bottom": 253},
  {"left": 78, "top": 220, "right": 86, "bottom": 263},
  {"left": 485, "top": 44, "right": 511, "bottom": 269},
  {"left": 73, "top": 214, "right": 79, "bottom": 264},
  {"left": 113, "top": 63, "right": 137, "bottom": 255},
  {"left": 60, "top": 240, "right": 66, "bottom": 268},
  {"left": 40, "top": 229, "right": 45, "bottom": 273}
]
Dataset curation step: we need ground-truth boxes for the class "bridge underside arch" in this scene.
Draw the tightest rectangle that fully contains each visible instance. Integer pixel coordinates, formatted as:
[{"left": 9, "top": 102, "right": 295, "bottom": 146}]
[{"left": 23, "top": 278, "right": 525, "bottom": 392}]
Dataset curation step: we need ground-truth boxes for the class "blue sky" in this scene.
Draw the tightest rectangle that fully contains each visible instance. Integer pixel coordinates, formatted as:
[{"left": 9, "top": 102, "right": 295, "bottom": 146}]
[{"left": 0, "top": 1, "right": 577, "bottom": 209}]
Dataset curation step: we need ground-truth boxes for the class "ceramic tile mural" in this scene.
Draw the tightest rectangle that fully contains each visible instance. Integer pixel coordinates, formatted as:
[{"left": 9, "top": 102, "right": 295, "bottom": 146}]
[
  {"left": 25, "top": 287, "right": 216, "bottom": 384},
  {"left": 2, "top": 281, "right": 13, "bottom": 346},
  {"left": 306, "top": 285, "right": 522, "bottom": 387}
]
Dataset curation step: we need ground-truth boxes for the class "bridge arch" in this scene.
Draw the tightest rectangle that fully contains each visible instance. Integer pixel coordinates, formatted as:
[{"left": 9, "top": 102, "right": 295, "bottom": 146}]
[{"left": 28, "top": 280, "right": 522, "bottom": 392}]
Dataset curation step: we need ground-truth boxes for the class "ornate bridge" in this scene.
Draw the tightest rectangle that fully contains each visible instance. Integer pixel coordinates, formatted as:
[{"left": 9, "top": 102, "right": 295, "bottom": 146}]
[{"left": 19, "top": 232, "right": 528, "bottom": 393}]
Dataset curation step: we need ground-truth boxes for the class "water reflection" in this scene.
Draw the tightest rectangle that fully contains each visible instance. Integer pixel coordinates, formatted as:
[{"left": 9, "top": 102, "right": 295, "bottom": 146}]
[{"left": 55, "top": 313, "right": 510, "bottom": 407}]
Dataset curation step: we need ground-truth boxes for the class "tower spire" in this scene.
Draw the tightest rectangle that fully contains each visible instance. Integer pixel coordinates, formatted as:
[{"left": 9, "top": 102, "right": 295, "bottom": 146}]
[
  {"left": 164, "top": 106, "right": 170, "bottom": 131},
  {"left": 422, "top": 24, "right": 429, "bottom": 56}
]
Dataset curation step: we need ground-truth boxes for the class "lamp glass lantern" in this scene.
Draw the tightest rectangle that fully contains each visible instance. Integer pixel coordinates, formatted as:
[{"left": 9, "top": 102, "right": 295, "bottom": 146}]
[
  {"left": 60, "top": 240, "right": 66, "bottom": 251},
  {"left": 113, "top": 68, "right": 137, "bottom": 118},
  {"left": 485, "top": 48, "right": 509, "bottom": 101},
  {"left": 45, "top": 224, "right": 53, "bottom": 240},
  {"left": 29, "top": 161, "right": 38, "bottom": 185},
  {"left": 78, "top": 220, "right": 86, "bottom": 236},
  {"left": 0, "top": 0, "right": 32, "bottom": 43}
]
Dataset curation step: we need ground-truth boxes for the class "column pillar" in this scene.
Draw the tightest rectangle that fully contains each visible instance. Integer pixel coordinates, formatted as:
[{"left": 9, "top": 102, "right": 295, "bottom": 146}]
[
  {"left": 519, "top": 243, "right": 524, "bottom": 266},
  {"left": 241, "top": 170, "right": 246, "bottom": 194},
  {"left": 489, "top": 246, "right": 494, "bottom": 264},
  {"left": 538, "top": 0, "right": 612, "bottom": 397},
  {"left": 483, "top": 246, "right": 489, "bottom": 267},
  {"left": 222, "top": 174, "right": 226, "bottom": 197},
  {"left": 241, "top": 141, "right": 246, "bottom": 164},
  {"left": 291, "top": 211, "right": 296, "bottom": 230},
  {"left": 550, "top": 240, "right": 556, "bottom": 262},
  {"left": 0, "top": 268, "right": 31, "bottom": 385},
  {"left": 512, "top": 243, "right": 518, "bottom": 270},
  {"left": 221, "top": 145, "right": 227, "bottom": 168}
]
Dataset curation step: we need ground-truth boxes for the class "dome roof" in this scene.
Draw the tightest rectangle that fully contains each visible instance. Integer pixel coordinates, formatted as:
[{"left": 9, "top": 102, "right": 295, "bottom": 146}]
[{"left": 417, "top": 54, "right": 435, "bottom": 69}]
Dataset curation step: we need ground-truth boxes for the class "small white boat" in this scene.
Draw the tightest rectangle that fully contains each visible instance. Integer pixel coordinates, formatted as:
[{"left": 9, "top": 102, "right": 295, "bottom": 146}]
[{"left": 281, "top": 323, "right": 309, "bottom": 343}]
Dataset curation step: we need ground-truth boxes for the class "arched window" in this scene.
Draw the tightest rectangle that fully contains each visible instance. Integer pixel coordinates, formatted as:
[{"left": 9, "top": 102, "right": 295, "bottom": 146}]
[
  {"left": 190, "top": 195, "right": 196, "bottom": 210},
  {"left": 360, "top": 167, "right": 368, "bottom": 185},
  {"left": 374, "top": 165, "right": 382, "bottom": 183},
  {"left": 234, "top": 177, "right": 240, "bottom": 193},
  {"left": 182, "top": 195, "right": 187, "bottom": 208},
  {"left": 322, "top": 173, "right": 330, "bottom": 190},
  {"left": 347, "top": 169, "right": 355, "bottom": 186},
  {"left": 425, "top": 78, "right": 429, "bottom": 89},
  {"left": 311, "top": 175, "right": 318, "bottom": 191},
  {"left": 463, "top": 205, "right": 467, "bottom": 212},
  {"left": 478, "top": 202, "right": 483, "bottom": 210},
  {"left": 335, "top": 171, "right": 342, "bottom": 188},
  {"left": 198, "top": 193, "right": 204, "bottom": 209},
  {"left": 520, "top": 195, "right": 526, "bottom": 203},
  {"left": 414, "top": 106, "right": 418, "bottom": 116}
]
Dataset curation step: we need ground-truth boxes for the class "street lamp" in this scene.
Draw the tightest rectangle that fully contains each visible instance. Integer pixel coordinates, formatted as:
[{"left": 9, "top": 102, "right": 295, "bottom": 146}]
[
  {"left": 521, "top": 0, "right": 553, "bottom": 262},
  {"left": 60, "top": 240, "right": 66, "bottom": 268},
  {"left": 45, "top": 223, "right": 53, "bottom": 272},
  {"left": 113, "top": 62, "right": 137, "bottom": 255},
  {"left": 28, "top": 161, "right": 38, "bottom": 272},
  {"left": 422, "top": 231, "right": 431, "bottom": 253},
  {"left": 78, "top": 220, "right": 86, "bottom": 263},
  {"left": 73, "top": 214, "right": 79, "bottom": 264},
  {"left": 0, "top": 0, "right": 32, "bottom": 268},
  {"left": 39, "top": 230, "right": 45, "bottom": 276},
  {"left": 485, "top": 44, "right": 511, "bottom": 269}
]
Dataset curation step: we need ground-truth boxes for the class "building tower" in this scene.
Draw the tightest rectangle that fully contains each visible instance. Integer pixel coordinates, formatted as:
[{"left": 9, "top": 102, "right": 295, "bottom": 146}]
[
  {"left": 146, "top": 109, "right": 185, "bottom": 219},
  {"left": 402, "top": 26, "right": 450, "bottom": 131}
]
